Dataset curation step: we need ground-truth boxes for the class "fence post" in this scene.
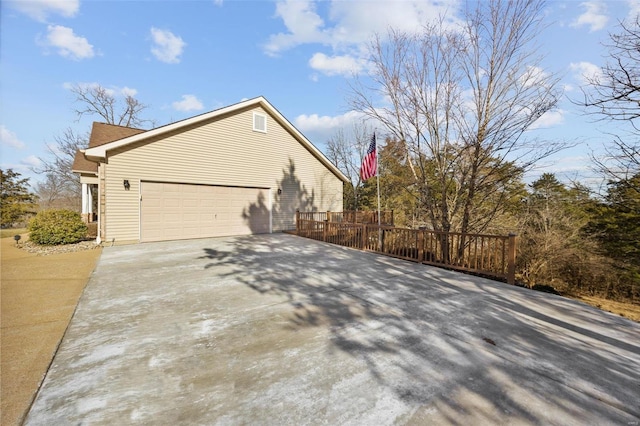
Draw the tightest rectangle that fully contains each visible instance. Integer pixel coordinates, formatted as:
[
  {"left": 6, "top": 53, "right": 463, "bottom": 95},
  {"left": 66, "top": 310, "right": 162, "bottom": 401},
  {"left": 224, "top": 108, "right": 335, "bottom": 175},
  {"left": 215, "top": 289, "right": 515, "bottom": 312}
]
[
  {"left": 361, "top": 224, "right": 366, "bottom": 250},
  {"left": 296, "top": 209, "right": 300, "bottom": 234},
  {"left": 323, "top": 219, "right": 328, "bottom": 241},
  {"left": 507, "top": 233, "right": 517, "bottom": 285},
  {"left": 327, "top": 210, "right": 331, "bottom": 222},
  {"left": 417, "top": 229, "right": 424, "bottom": 262}
]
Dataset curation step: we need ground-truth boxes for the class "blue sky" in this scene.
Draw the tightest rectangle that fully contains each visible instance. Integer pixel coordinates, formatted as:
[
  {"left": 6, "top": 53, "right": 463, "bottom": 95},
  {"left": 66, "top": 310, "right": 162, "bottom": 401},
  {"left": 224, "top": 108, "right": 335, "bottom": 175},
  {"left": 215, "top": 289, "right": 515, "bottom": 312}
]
[{"left": 1, "top": 0, "right": 639, "bottom": 187}]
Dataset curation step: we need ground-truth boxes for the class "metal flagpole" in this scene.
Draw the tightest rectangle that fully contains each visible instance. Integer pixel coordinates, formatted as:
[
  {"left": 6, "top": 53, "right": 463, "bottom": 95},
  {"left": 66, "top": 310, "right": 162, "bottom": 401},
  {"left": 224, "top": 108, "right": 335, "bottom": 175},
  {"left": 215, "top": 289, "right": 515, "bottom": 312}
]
[
  {"left": 375, "top": 131, "right": 382, "bottom": 250},
  {"left": 375, "top": 131, "right": 381, "bottom": 228}
]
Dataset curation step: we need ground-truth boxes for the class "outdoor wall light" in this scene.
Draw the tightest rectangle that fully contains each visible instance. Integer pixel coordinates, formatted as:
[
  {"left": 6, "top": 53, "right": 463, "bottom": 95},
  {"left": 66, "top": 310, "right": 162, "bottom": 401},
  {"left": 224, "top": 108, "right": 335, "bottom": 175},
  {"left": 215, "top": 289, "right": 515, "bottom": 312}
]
[
  {"left": 123, "top": 179, "right": 130, "bottom": 190},
  {"left": 277, "top": 188, "right": 282, "bottom": 195}
]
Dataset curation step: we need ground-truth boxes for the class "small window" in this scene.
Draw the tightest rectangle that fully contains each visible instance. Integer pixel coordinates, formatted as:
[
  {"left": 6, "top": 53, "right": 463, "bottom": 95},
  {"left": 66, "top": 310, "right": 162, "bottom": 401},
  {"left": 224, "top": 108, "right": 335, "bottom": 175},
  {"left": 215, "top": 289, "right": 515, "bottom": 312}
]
[{"left": 253, "top": 112, "right": 267, "bottom": 133}]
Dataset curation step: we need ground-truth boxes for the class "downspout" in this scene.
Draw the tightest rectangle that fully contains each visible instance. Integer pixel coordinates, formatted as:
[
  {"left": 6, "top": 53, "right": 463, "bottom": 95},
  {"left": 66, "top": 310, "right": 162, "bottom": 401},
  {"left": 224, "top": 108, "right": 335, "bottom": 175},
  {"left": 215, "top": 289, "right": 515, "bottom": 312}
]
[{"left": 96, "top": 162, "right": 104, "bottom": 244}]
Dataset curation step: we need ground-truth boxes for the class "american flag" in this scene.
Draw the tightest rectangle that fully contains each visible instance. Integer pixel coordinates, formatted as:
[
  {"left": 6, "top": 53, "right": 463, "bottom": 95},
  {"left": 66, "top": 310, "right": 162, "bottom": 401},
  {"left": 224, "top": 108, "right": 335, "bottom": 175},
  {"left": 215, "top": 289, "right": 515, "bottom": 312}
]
[{"left": 360, "top": 133, "right": 377, "bottom": 181}]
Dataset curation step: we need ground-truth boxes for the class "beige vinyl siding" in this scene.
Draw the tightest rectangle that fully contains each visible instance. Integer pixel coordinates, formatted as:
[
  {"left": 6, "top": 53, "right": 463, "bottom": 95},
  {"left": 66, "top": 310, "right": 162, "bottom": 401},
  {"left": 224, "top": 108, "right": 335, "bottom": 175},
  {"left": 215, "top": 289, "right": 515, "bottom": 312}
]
[{"left": 103, "top": 105, "right": 342, "bottom": 242}]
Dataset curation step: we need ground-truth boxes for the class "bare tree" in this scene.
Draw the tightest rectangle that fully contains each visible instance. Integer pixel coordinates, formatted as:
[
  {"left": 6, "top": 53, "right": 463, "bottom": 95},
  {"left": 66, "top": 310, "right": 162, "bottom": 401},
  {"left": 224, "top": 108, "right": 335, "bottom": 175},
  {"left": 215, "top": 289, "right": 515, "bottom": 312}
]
[
  {"left": 35, "top": 127, "right": 88, "bottom": 206},
  {"left": 33, "top": 170, "right": 83, "bottom": 210},
  {"left": 579, "top": 16, "right": 640, "bottom": 190},
  {"left": 350, "top": 0, "right": 567, "bottom": 234},
  {"left": 69, "top": 83, "right": 153, "bottom": 128},
  {"left": 326, "top": 121, "right": 373, "bottom": 210},
  {"left": 33, "top": 84, "right": 152, "bottom": 209}
]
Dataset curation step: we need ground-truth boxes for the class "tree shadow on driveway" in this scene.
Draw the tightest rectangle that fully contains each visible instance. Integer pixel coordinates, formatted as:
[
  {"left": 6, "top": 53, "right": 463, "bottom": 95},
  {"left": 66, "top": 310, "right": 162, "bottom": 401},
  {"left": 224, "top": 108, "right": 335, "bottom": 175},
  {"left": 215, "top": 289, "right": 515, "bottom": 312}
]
[{"left": 200, "top": 233, "right": 640, "bottom": 424}]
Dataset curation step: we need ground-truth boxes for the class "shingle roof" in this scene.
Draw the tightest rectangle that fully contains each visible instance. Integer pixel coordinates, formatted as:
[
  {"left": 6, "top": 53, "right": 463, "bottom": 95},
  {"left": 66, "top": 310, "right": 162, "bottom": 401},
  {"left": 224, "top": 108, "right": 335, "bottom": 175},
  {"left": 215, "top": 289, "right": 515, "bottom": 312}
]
[{"left": 72, "top": 122, "right": 146, "bottom": 174}]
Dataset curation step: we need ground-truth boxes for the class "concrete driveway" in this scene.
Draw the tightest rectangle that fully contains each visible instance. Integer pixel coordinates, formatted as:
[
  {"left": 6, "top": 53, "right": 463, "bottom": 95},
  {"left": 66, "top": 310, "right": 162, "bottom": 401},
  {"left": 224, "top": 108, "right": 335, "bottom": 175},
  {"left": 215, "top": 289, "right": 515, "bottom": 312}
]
[{"left": 26, "top": 234, "right": 640, "bottom": 425}]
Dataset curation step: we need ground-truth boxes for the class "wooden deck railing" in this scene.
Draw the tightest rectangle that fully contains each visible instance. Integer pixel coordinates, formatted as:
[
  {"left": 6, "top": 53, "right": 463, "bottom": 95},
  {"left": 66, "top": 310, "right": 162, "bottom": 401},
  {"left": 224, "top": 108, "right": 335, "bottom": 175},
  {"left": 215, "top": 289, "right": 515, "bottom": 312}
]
[
  {"left": 296, "top": 210, "right": 394, "bottom": 226},
  {"left": 296, "top": 218, "right": 516, "bottom": 284}
]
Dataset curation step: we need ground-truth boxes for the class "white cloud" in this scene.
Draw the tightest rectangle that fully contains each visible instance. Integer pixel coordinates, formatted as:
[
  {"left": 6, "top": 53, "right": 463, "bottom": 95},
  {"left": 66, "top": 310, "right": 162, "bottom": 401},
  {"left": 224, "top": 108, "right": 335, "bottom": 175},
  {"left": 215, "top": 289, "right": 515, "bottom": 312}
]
[
  {"left": 294, "top": 110, "right": 366, "bottom": 149},
  {"left": 172, "top": 95, "right": 204, "bottom": 112},
  {"left": 519, "top": 66, "right": 551, "bottom": 88},
  {"left": 150, "top": 27, "right": 186, "bottom": 64},
  {"left": 63, "top": 82, "right": 140, "bottom": 99},
  {"left": 0, "top": 156, "right": 42, "bottom": 178},
  {"left": 530, "top": 109, "right": 566, "bottom": 129},
  {"left": 309, "top": 52, "right": 369, "bottom": 76},
  {"left": 265, "top": 0, "right": 461, "bottom": 79},
  {"left": 0, "top": 155, "right": 42, "bottom": 177},
  {"left": 21, "top": 155, "right": 42, "bottom": 168},
  {"left": 1, "top": 125, "right": 26, "bottom": 149},
  {"left": 264, "top": 1, "right": 329, "bottom": 56},
  {"left": 7, "top": 0, "right": 79, "bottom": 22},
  {"left": 295, "top": 110, "right": 365, "bottom": 133},
  {"left": 570, "top": 1, "right": 609, "bottom": 32},
  {"left": 627, "top": 0, "right": 640, "bottom": 21},
  {"left": 570, "top": 61, "right": 602, "bottom": 84},
  {"left": 63, "top": 81, "right": 97, "bottom": 91},
  {"left": 213, "top": 0, "right": 223, "bottom": 6},
  {"left": 327, "top": 0, "right": 460, "bottom": 47},
  {"left": 264, "top": 0, "right": 460, "bottom": 56},
  {"left": 43, "top": 25, "right": 94, "bottom": 60},
  {"left": 121, "top": 87, "right": 138, "bottom": 97},
  {"left": 532, "top": 155, "right": 592, "bottom": 182}
]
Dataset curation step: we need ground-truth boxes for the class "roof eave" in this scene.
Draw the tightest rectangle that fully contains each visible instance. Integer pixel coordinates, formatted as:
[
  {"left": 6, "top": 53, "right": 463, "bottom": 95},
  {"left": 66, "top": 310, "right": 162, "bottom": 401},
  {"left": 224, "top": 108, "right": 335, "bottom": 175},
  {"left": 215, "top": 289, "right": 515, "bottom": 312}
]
[
  {"left": 84, "top": 97, "right": 267, "bottom": 159},
  {"left": 71, "top": 169, "right": 98, "bottom": 176},
  {"left": 83, "top": 96, "right": 349, "bottom": 183}
]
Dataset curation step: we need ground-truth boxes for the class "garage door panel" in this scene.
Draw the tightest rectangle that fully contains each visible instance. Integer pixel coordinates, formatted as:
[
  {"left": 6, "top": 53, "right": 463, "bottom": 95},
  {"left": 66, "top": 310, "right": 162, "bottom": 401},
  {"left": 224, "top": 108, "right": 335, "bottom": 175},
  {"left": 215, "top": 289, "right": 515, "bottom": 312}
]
[
  {"left": 163, "top": 200, "right": 181, "bottom": 209},
  {"left": 141, "top": 182, "right": 270, "bottom": 242},
  {"left": 200, "top": 199, "right": 214, "bottom": 208}
]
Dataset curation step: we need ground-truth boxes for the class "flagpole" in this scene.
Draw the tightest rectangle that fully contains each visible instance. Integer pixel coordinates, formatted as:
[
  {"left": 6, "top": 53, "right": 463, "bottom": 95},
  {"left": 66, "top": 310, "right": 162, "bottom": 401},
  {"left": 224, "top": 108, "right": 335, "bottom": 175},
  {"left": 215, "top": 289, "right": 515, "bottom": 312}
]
[
  {"left": 359, "top": 131, "right": 382, "bottom": 250},
  {"left": 375, "top": 131, "right": 381, "bottom": 229},
  {"left": 375, "top": 131, "right": 382, "bottom": 251}
]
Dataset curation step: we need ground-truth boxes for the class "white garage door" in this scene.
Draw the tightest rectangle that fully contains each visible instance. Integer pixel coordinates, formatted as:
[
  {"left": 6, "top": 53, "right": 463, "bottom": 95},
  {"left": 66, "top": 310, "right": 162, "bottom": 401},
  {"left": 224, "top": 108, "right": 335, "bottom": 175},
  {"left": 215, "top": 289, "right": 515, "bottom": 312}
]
[{"left": 141, "top": 182, "right": 270, "bottom": 242}]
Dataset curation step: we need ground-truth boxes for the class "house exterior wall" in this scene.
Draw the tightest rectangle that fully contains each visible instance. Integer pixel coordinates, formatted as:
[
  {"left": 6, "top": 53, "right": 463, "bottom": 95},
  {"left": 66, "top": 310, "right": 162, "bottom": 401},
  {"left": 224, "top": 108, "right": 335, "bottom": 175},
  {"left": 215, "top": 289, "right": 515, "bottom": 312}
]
[{"left": 101, "top": 105, "right": 343, "bottom": 242}]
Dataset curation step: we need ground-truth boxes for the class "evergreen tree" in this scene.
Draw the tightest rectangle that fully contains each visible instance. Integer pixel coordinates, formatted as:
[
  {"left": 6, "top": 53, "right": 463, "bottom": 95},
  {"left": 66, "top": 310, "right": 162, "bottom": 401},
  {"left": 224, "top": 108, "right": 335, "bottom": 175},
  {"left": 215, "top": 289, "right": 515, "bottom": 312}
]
[
  {"left": 587, "top": 174, "right": 640, "bottom": 298},
  {"left": 0, "top": 169, "right": 37, "bottom": 227}
]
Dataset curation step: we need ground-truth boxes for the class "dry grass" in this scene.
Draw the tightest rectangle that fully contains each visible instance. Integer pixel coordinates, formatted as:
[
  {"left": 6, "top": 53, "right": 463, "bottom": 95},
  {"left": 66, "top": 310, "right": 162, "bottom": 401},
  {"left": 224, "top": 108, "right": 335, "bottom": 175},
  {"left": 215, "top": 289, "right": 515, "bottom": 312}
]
[
  {"left": 0, "top": 228, "right": 27, "bottom": 239},
  {"left": 576, "top": 295, "right": 640, "bottom": 322}
]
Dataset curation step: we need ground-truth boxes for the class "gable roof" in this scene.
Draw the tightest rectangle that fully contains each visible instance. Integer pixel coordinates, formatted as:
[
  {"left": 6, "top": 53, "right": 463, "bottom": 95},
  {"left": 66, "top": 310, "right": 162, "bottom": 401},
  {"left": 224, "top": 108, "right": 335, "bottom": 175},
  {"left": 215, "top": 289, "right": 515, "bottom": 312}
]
[
  {"left": 72, "top": 122, "right": 146, "bottom": 174},
  {"left": 82, "top": 96, "right": 348, "bottom": 182}
]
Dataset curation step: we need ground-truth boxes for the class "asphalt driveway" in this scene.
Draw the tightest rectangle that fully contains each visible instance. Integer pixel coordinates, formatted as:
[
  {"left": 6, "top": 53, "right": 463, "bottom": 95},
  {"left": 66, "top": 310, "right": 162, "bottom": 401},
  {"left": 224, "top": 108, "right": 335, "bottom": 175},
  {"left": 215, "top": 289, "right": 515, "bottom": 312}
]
[{"left": 26, "top": 233, "right": 640, "bottom": 425}]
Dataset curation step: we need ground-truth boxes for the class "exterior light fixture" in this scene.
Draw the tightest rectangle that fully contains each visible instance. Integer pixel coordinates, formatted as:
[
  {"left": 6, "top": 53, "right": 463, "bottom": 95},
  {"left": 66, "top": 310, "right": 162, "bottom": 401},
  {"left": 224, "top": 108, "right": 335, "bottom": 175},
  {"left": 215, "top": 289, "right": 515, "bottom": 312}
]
[
  {"left": 277, "top": 188, "right": 282, "bottom": 195},
  {"left": 123, "top": 180, "right": 130, "bottom": 190}
]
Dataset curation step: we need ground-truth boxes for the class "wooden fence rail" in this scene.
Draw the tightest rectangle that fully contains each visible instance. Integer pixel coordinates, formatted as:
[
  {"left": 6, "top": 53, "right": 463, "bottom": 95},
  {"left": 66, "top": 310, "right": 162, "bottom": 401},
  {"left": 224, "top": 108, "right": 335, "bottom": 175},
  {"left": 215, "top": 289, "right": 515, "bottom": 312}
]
[
  {"left": 297, "top": 210, "right": 394, "bottom": 226},
  {"left": 296, "top": 218, "right": 516, "bottom": 284}
]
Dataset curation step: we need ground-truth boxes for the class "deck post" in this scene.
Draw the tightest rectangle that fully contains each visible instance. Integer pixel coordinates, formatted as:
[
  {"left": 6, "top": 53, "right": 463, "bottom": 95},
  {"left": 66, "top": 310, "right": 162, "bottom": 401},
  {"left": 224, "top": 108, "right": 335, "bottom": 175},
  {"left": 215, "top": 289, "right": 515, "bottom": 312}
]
[
  {"left": 417, "top": 229, "right": 424, "bottom": 262},
  {"left": 507, "top": 233, "right": 517, "bottom": 285},
  {"left": 361, "top": 224, "right": 367, "bottom": 250},
  {"left": 296, "top": 209, "right": 300, "bottom": 234},
  {"left": 323, "top": 219, "right": 328, "bottom": 241}
]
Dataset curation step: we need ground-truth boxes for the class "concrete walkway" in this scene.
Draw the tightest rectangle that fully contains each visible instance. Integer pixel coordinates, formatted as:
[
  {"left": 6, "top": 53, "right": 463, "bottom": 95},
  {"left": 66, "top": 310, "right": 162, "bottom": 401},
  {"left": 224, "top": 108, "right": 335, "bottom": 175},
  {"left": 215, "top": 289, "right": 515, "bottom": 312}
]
[{"left": 25, "top": 234, "right": 640, "bottom": 425}]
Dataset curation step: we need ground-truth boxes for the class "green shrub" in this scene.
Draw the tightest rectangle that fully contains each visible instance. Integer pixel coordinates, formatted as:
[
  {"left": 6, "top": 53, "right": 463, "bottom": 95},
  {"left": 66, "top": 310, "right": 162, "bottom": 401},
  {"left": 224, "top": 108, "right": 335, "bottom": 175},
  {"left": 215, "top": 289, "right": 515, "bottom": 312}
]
[{"left": 28, "top": 210, "right": 88, "bottom": 245}]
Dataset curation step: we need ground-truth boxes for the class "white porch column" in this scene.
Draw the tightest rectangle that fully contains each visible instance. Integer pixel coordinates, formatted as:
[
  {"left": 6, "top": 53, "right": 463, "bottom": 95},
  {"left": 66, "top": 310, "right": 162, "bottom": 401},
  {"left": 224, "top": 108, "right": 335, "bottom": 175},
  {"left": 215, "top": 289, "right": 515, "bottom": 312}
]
[{"left": 81, "top": 183, "right": 93, "bottom": 221}]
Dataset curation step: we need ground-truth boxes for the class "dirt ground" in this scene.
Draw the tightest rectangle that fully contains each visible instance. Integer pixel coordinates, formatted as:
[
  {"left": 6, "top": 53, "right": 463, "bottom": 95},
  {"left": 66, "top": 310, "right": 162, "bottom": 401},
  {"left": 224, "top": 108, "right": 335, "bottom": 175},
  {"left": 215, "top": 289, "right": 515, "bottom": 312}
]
[
  {"left": 1, "top": 235, "right": 101, "bottom": 426},
  {"left": 577, "top": 294, "right": 640, "bottom": 322}
]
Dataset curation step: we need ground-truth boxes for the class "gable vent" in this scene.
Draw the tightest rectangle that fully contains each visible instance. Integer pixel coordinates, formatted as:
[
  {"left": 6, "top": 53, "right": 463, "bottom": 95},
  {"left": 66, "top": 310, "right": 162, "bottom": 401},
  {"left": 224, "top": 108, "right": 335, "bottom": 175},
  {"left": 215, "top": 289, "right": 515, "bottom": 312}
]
[{"left": 253, "top": 112, "right": 267, "bottom": 133}]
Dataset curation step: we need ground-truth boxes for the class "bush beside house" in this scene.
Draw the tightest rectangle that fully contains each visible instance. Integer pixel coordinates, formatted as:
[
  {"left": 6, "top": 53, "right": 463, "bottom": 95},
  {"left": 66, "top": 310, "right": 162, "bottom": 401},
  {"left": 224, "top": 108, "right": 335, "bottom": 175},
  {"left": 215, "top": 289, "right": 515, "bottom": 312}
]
[{"left": 28, "top": 210, "right": 88, "bottom": 245}]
